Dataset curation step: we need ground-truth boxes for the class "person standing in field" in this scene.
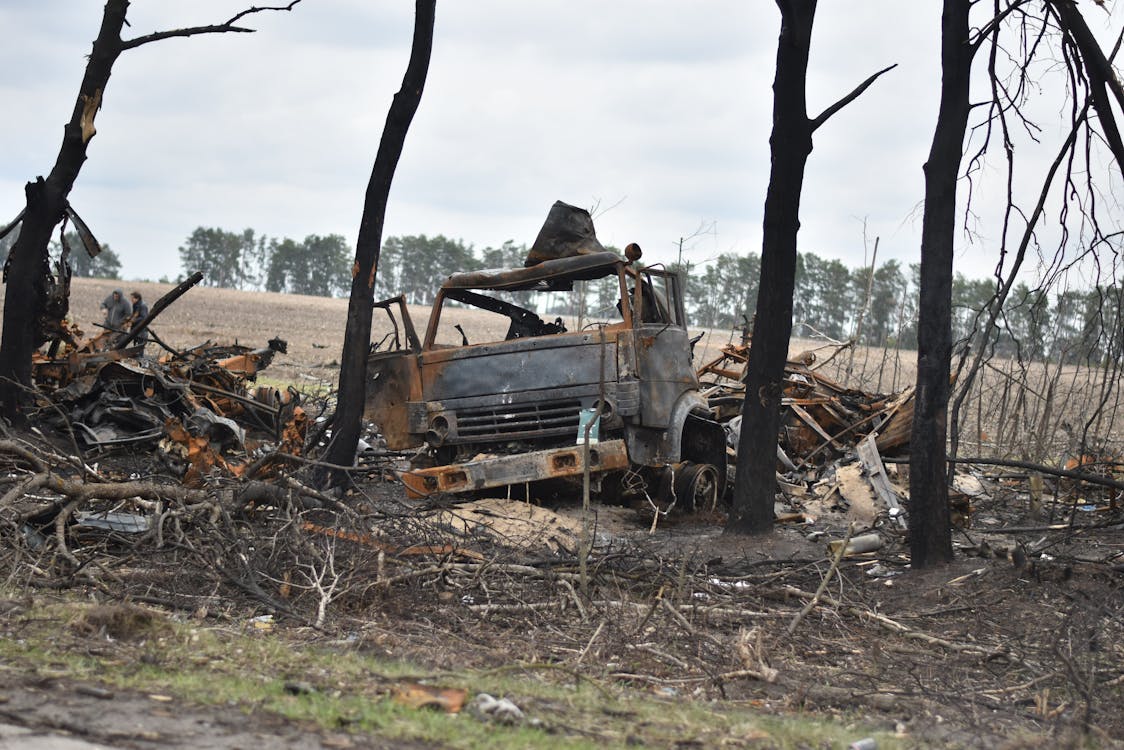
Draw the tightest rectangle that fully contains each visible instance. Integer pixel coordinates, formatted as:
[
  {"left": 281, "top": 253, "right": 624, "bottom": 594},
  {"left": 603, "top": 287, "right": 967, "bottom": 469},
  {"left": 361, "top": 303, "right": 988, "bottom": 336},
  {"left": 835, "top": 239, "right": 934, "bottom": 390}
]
[
  {"left": 100, "top": 289, "right": 131, "bottom": 330},
  {"left": 129, "top": 290, "right": 150, "bottom": 348}
]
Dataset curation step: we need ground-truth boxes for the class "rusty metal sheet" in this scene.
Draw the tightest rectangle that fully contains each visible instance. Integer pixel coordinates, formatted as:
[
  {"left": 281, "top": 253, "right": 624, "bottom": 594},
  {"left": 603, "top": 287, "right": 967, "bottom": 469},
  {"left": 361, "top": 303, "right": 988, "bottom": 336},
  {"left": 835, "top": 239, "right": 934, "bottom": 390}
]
[
  {"left": 215, "top": 351, "right": 264, "bottom": 377},
  {"left": 444, "top": 252, "right": 623, "bottom": 291},
  {"left": 398, "top": 439, "right": 630, "bottom": 497},
  {"left": 365, "top": 351, "right": 423, "bottom": 450}
]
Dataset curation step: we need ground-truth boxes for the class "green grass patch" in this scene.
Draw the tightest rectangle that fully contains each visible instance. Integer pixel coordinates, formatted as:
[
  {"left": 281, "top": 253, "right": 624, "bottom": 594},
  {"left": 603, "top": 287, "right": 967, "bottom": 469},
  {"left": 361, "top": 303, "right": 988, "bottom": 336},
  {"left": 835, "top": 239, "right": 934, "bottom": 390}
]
[{"left": 0, "top": 595, "right": 903, "bottom": 749}]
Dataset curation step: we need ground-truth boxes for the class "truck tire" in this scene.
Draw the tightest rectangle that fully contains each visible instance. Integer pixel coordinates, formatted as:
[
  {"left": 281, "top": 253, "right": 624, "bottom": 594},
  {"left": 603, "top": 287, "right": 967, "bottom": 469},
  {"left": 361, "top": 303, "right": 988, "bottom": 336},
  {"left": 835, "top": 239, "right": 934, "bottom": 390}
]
[{"left": 673, "top": 461, "right": 721, "bottom": 512}]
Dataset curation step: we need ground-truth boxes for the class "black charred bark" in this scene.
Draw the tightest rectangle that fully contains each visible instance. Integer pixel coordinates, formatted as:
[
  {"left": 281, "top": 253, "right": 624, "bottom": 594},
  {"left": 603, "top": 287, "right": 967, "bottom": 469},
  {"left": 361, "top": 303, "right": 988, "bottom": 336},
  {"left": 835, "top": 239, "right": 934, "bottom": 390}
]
[
  {"left": 325, "top": 0, "right": 435, "bottom": 479},
  {"left": 909, "top": 0, "right": 973, "bottom": 567},
  {"left": 0, "top": 0, "right": 128, "bottom": 419},
  {"left": 726, "top": 1, "right": 816, "bottom": 534}
]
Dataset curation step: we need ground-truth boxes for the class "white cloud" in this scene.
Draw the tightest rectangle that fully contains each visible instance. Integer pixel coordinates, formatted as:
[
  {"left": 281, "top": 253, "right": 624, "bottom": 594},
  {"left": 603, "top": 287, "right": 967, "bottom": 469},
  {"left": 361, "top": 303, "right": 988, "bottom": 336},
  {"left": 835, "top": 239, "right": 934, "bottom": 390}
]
[{"left": 1, "top": 0, "right": 1121, "bottom": 288}]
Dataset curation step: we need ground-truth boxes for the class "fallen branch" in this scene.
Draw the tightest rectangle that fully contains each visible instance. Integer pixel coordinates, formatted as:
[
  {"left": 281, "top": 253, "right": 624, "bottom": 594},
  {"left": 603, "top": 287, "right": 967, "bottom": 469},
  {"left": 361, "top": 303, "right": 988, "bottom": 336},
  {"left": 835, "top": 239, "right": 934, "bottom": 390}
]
[
  {"left": 467, "top": 601, "right": 562, "bottom": 615},
  {"left": 788, "top": 523, "right": 852, "bottom": 634},
  {"left": 0, "top": 439, "right": 48, "bottom": 473},
  {"left": 661, "top": 597, "right": 698, "bottom": 637},
  {"left": 768, "top": 580, "right": 1017, "bottom": 660},
  {"left": 893, "top": 455, "right": 1124, "bottom": 493},
  {"left": 378, "top": 564, "right": 448, "bottom": 588},
  {"left": 445, "top": 562, "right": 582, "bottom": 582},
  {"left": 846, "top": 606, "right": 1012, "bottom": 659},
  {"left": 39, "top": 473, "right": 208, "bottom": 505},
  {"left": 6, "top": 472, "right": 209, "bottom": 523},
  {"left": 575, "top": 620, "right": 605, "bottom": 664},
  {"left": 1, "top": 473, "right": 49, "bottom": 515},
  {"left": 2, "top": 471, "right": 214, "bottom": 565},
  {"left": 973, "top": 521, "right": 1124, "bottom": 534},
  {"left": 236, "top": 478, "right": 354, "bottom": 515}
]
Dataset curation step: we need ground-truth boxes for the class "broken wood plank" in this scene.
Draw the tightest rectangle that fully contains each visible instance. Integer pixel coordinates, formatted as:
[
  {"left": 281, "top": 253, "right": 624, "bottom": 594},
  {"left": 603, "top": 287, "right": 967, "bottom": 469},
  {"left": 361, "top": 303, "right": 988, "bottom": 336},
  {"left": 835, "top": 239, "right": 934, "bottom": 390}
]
[
  {"left": 856, "top": 433, "right": 907, "bottom": 529},
  {"left": 789, "top": 403, "right": 845, "bottom": 451},
  {"left": 873, "top": 385, "right": 915, "bottom": 454}
]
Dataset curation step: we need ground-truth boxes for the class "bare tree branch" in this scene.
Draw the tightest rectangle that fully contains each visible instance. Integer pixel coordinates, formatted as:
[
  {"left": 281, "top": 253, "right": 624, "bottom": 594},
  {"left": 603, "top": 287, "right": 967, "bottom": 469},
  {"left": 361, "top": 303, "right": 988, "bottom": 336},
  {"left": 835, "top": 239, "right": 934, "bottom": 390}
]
[
  {"left": 810, "top": 64, "right": 897, "bottom": 133},
  {"left": 0, "top": 209, "right": 25, "bottom": 242},
  {"left": 969, "top": 0, "right": 1034, "bottom": 54},
  {"left": 1048, "top": 0, "right": 1124, "bottom": 168},
  {"left": 121, "top": 1, "right": 302, "bottom": 50}
]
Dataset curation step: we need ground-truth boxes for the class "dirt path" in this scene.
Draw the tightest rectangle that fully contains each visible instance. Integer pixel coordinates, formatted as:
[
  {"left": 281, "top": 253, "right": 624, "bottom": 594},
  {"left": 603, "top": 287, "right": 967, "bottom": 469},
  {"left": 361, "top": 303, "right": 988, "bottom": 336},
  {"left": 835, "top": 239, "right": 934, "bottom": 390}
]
[{"left": 0, "top": 675, "right": 428, "bottom": 750}]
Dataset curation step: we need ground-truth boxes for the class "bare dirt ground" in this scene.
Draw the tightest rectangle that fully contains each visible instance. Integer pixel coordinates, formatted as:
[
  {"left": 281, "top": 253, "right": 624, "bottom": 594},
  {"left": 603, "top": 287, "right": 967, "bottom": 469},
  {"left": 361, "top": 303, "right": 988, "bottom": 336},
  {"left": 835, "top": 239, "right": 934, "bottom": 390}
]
[
  {"left": 0, "top": 675, "right": 409, "bottom": 750},
  {"left": 0, "top": 279, "right": 1120, "bottom": 748}
]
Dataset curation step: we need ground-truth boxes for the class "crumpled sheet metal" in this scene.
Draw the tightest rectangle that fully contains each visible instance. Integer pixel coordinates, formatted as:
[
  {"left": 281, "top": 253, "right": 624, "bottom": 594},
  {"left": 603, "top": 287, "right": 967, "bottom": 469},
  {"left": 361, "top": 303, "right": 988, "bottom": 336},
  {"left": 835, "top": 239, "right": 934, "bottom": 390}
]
[
  {"left": 161, "top": 417, "right": 245, "bottom": 487},
  {"left": 186, "top": 407, "right": 246, "bottom": 449},
  {"left": 37, "top": 338, "right": 305, "bottom": 483},
  {"left": 214, "top": 347, "right": 275, "bottom": 377}
]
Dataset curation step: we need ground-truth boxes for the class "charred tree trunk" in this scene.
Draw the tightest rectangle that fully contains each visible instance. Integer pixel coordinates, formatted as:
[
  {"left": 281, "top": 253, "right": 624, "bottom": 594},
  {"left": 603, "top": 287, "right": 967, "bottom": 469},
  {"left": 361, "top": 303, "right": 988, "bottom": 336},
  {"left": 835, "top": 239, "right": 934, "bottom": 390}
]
[
  {"left": 0, "top": 0, "right": 127, "bottom": 418},
  {"left": 909, "top": 0, "right": 973, "bottom": 567},
  {"left": 726, "top": 1, "right": 816, "bottom": 534},
  {"left": 325, "top": 0, "right": 436, "bottom": 478},
  {"left": 727, "top": 1, "right": 892, "bottom": 534}
]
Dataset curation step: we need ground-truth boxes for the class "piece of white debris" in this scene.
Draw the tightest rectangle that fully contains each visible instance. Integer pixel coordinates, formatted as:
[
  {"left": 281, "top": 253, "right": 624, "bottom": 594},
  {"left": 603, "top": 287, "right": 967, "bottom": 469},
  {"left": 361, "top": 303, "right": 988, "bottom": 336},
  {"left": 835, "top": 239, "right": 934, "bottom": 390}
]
[{"left": 469, "top": 693, "right": 524, "bottom": 725}]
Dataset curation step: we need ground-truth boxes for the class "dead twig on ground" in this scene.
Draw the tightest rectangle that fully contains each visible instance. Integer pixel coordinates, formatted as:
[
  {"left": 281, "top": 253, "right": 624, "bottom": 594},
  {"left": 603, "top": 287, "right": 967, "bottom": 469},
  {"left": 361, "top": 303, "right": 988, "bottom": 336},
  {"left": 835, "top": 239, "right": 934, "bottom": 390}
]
[{"left": 788, "top": 523, "right": 853, "bottom": 634}]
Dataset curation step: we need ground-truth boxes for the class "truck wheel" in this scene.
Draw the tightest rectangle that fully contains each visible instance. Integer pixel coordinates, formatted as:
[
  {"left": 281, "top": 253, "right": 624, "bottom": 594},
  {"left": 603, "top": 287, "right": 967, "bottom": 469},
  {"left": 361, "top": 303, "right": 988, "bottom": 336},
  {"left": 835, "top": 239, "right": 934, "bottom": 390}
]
[{"left": 674, "top": 462, "right": 721, "bottom": 512}]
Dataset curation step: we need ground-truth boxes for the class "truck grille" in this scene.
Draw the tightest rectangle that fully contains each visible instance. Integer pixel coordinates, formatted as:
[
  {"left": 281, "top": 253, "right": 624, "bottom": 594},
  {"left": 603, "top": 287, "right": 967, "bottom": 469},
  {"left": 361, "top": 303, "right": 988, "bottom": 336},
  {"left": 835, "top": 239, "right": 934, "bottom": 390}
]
[{"left": 455, "top": 399, "right": 582, "bottom": 442}]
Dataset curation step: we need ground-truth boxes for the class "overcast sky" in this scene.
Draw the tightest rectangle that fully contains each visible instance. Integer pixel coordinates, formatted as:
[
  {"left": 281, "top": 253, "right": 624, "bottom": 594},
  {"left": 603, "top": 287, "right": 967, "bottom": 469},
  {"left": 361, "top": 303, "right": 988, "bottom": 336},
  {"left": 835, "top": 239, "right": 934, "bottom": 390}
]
[{"left": 1, "top": 2, "right": 1120, "bottom": 285}]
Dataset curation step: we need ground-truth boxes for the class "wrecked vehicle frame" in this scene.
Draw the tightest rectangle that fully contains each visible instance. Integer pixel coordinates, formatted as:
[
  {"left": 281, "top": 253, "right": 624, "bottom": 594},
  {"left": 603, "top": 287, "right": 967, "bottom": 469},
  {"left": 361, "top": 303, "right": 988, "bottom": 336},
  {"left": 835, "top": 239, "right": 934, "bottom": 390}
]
[{"left": 365, "top": 251, "right": 727, "bottom": 507}]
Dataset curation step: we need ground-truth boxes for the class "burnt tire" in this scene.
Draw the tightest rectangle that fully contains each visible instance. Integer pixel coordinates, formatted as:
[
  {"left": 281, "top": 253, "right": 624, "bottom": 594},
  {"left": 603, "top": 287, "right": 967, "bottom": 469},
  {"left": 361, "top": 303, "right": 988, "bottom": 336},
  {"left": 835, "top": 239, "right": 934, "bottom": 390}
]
[{"left": 673, "top": 462, "right": 721, "bottom": 512}]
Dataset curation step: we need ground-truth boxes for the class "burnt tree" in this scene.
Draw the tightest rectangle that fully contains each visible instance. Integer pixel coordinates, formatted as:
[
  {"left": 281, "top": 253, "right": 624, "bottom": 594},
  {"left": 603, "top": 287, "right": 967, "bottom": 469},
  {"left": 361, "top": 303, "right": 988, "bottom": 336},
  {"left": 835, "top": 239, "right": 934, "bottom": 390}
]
[
  {"left": 325, "top": 0, "right": 436, "bottom": 476},
  {"left": 727, "top": 0, "right": 892, "bottom": 534},
  {"left": 940, "top": 0, "right": 1124, "bottom": 566},
  {"left": 0, "top": 0, "right": 301, "bottom": 419},
  {"left": 912, "top": 0, "right": 1124, "bottom": 567},
  {"left": 909, "top": 0, "right": 974, "bottom": 567}
]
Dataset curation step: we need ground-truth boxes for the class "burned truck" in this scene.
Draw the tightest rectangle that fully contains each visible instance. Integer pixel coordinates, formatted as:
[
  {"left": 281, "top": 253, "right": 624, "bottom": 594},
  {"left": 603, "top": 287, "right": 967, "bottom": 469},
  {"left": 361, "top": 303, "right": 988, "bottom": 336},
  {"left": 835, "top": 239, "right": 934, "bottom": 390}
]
[{"left": 364, "top": 203, "right": 726, "bottom": 509}]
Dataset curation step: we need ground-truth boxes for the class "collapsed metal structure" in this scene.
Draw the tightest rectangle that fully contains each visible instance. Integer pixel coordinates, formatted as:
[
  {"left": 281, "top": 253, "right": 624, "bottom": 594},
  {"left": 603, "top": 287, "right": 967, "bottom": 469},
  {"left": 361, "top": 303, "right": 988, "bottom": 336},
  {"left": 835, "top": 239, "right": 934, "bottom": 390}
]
[{"left": 31, "top": 290, "right": 305, "bottom": 486}]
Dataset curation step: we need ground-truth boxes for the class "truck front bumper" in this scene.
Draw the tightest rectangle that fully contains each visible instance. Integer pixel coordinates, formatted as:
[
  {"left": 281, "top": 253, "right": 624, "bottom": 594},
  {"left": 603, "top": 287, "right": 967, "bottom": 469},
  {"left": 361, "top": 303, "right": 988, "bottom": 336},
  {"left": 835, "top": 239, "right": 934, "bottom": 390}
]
[{"left": 398, "top": 439, "right": 630, "bottom": 497}]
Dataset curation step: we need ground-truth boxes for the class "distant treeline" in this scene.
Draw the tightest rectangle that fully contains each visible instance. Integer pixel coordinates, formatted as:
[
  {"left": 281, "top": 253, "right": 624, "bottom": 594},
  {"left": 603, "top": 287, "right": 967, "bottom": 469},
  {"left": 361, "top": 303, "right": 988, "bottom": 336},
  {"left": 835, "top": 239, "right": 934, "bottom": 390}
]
[
  {"left": 5, "top": 226, "right": 1112, "bottom": 364},
  {"left": 684, "top": 251, "right": 1119, "bottom": 367},
  {"left": 176, "top": 227, "right": 353, "bottom": 298},
  {"left": 369, "top": 234, "right": 1120, "bottom": 366}
]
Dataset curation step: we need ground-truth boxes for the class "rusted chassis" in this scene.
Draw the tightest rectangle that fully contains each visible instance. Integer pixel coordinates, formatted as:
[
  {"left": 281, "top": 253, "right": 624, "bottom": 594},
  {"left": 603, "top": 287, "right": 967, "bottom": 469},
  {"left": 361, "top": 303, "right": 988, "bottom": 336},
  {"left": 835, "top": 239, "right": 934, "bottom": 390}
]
[{"left": 365, "top": 252, "right": 726, "bottom": 503}]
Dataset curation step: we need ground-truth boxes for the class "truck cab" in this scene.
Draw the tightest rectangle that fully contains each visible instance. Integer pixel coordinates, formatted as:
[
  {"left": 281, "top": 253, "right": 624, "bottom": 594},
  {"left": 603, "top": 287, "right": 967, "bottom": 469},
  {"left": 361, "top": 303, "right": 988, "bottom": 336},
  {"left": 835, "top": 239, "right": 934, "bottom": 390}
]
[{"left": 365, "top": 250, "right": 726, "bottom": 510}]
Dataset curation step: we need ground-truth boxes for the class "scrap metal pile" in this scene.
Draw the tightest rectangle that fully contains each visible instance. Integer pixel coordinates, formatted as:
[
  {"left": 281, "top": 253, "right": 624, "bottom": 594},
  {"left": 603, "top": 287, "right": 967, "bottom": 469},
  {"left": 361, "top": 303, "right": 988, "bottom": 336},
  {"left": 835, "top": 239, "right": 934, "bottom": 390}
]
[
  {"left": 697, "top": 340, "right": 934, "bottom": 529},
  {"left": 31, "top": 323, "right": 307, "bottom": 487},
  {"left": 699, "top": 341, "right": 916, "bottom": 474}
]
